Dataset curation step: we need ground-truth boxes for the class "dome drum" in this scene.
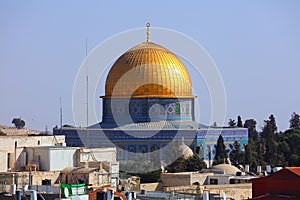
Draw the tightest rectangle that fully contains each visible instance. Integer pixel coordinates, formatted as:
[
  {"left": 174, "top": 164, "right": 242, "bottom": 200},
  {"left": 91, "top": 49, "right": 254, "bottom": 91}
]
[{"left": 102, "top": 97, "right": 194, "bottom": 124}]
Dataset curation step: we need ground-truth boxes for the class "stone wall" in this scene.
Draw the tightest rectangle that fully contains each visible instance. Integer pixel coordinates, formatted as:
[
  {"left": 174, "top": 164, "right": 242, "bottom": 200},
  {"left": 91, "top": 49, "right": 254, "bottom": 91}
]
[
  {"left": 0, "top": 135, "right": 65, "bottom": 153},
  {"left": 0, "top": 125, "right": 40, "bottom": 136},
  {"left": 0, "top": 151, "right": 7, "bottom": 172},
  {"left": 16, "top": 171, "right": 61, "bottom": 186},
  {"left": 164, "top": 183, "right": 252, "bottom": 199},
  {"left": 161, "top": 172, "right": 213, "bottom": 187},
  {"left": 0, "top": 171, "right": 61, "bottom": 193}
]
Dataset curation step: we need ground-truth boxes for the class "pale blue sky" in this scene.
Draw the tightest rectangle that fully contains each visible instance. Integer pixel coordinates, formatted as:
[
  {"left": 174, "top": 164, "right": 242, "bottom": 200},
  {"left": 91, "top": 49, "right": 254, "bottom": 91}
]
[{"left": 1, "top": 1, "right": 299, "bottom": 131}]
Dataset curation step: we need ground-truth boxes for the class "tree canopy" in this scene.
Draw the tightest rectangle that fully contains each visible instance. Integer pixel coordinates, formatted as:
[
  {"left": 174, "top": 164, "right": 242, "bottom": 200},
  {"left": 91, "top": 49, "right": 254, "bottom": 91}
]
[
  {"left": 227, "top": 112, "right": 300, "bottom": 171},
  {"left": 12, "top": 118, "right": 25, "bottom": 129},
  {"left": 290, "top": 112, "right": 300, "bottom": 129},
  {"left": 237, "top": 115, "right": 243, "bottom": 127},
  {"left": 165, "top": 154, "right": 207, "bottom": 173},
  {"left": 228, "top": 119, "right": 236, "bottom": 127},
  {"left": 213, "top": 135, "right": 228, "bottom": 165},
  {"left": 119, "top": 154, "right": 162, "bottom": 183},
  {"left": 229, "top": 141, "right": 244, "bottom": 166}
]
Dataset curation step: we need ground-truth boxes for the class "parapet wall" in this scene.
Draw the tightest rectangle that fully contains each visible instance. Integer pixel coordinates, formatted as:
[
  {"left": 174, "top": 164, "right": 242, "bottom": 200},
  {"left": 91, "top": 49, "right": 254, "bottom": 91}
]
[{"left": 163, "top": 183, "right": 252, "bottom": 199}]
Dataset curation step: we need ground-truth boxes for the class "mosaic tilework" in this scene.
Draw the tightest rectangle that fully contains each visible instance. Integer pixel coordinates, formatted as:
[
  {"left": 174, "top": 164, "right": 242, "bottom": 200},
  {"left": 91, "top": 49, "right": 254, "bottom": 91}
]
[
  {"left": 53, "top": 126, "right": 248, "bottom": 164},
  {"left": 102, "top": 98, "right": 194, "bottom": 123}
]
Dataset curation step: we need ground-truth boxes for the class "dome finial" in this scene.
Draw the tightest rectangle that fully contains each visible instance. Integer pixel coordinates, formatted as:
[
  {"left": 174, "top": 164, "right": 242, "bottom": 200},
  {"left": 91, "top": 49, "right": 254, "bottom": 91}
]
[{"left": 146, "top": 22, "right": 150, "bottom": 42}]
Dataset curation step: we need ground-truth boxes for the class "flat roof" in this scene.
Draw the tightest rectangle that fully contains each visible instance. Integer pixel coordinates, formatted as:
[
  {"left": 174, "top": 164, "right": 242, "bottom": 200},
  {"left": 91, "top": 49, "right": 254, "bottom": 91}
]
[
  {"left": 210, "top": 174, "right": 258, "bottom": 179},
  {"left": 26, "top": 146, "right": 77, "bottom": 150}
]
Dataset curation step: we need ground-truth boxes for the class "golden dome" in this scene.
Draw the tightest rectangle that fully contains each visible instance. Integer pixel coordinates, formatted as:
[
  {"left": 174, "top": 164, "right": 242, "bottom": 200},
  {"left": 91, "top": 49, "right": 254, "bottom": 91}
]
[{"left": 103, "top": 42, "right": 194, "bottom": 98}]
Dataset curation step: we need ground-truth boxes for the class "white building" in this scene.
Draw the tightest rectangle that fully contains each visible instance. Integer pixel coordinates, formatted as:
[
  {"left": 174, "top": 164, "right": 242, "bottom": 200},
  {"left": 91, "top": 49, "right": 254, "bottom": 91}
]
[
  {"left": 25, "top": 146, "right": 117, "bottom": 171},
  {"left": 26, "top": 146, "right": 78, "bottom": 171},
  {"left": 0, "top": 135, "right": 65, "bottom": 172}
]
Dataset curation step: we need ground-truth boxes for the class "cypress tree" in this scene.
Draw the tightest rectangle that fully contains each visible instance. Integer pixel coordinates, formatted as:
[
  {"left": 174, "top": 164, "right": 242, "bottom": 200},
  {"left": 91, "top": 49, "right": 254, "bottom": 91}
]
[
  {"left": 237, "top": 115, "right": 243, "bottom": 127},
  {"left": 290, "top": 112, "right": 300, "bottom": 130},
  {"left": 214, "top": 135, "right": 227, "bottom": 165}
]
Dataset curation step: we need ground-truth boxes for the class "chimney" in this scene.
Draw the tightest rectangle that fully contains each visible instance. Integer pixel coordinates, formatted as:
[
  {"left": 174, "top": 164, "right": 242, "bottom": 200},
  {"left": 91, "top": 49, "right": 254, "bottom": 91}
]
[
  {"left": 99, "top": 162, "right": 103, "bottom": 171},
  {"left": 245, "top": 165, "right": 250, "bottom": 172},
  {"left": 266, "top": 165, "right": 271, "bottom": 173},
  {"left": 257, "top": 166, "right": 261, "bottom": 173}
]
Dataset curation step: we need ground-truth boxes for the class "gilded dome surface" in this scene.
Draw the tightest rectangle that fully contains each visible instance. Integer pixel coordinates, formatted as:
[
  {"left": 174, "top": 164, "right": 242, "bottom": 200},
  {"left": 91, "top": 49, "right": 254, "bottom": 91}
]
[{"left": 103, "top": 42, "right": 193, "bottom": 98}]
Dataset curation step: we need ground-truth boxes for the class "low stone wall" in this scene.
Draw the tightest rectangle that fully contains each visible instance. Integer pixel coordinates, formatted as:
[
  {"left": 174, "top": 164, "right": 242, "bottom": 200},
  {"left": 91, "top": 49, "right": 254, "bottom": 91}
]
[
  {"left": 0, "top": 125, "right": 40, "bottom": 136},
  {"left": 17, "top": 171, "right": 61, "bottom": 186},
  {"left": 164, "top": 183, "right": 252, "bottom": 199},
  {"left": 161, "top": 172, "right": 213, "bottom": 187},
  {"left": 0, "top": 171, "right": 61, "bottom": 193}
]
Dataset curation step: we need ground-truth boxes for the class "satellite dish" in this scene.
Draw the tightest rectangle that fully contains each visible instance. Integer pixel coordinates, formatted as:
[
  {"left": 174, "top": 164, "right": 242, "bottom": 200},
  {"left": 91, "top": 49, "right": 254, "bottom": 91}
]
[{"left": 64, "top": 187, "right": 69, "bottom": 197}]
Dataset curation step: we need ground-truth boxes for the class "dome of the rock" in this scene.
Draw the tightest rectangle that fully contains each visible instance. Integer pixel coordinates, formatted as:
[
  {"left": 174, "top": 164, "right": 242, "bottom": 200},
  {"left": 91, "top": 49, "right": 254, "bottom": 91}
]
[{"left": 101, "top": 24, "right": 196, "bottom": 123}]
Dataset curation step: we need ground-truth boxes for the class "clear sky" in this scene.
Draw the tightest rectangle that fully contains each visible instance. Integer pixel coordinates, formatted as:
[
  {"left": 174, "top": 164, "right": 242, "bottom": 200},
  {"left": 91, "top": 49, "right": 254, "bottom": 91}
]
[{"left": 1, "top": 1, "right": 299, "bottom": 132}]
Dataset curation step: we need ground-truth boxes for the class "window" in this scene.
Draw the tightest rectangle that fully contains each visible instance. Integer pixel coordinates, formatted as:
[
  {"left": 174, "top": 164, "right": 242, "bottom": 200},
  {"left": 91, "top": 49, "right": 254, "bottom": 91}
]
[
  {"left": 186, "top": 103, "right": 190, "bottom": 115},
  {"left": 210, "top": 179, "right": 218, "bottom": 185}
]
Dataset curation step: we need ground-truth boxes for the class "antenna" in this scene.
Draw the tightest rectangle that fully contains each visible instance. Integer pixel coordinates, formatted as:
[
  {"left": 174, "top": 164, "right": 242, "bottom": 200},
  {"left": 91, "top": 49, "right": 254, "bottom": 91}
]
[
  {"left": 60, "top": 97, "right": 63, "bottom": 128},
  {"left": 86, "top": 36, "right": 89, "bottom": 127}
]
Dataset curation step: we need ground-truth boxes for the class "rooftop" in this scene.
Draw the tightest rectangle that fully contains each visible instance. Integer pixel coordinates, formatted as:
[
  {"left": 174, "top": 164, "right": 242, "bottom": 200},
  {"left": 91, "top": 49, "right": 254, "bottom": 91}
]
[
  {"left": 91, "top": 121, "right": 208, "bottom": 130},
  {"left": 212, "top": 164, "right": 241, "bottom": 175},
  {"left": 286, "top": 167, "right": 300, "bottom": 176}
]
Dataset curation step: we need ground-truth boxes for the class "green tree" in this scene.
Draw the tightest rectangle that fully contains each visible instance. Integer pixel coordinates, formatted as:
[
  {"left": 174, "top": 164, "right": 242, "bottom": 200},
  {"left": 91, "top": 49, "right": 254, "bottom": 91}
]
[
  {"left": 139, "top": 169, "right": 161, "bottom": 183},
  {"left": 119, "top": 154, "right": 162, "bottom": 183},
  {"left": 214, "top": 135, "right": 227, "bottom": 165},
  {"left": 244, "top": 119, "right": 259, "bottom": 171},
  {"left": 165, "top": 156, "right": 186, "bottom": 173},
  {"left": 62, "top": 124, "right": 75, "bottom": 128},
  {"left": 256, "top": 139, "right": 266, "bottom": 166},
  {"left": 261, "top": 120, "right": 277, "bottom": 165},
  {"left": 244, "top": 119, "right": 257, "bottom": 131},
  {"left": 244, "top": 144, "right": 257, "bottom": 171},
  {"left": 244, "top": 119, "right": 259, "bottom": 143},
  {"left": 278, "top": 128, "right": 300, "bottom": 166},
  {"left": 12, "top": 118, "right": 25, "bottom": 129},
  {"left": 269, "top": 114, "right": 278, "bottom": 133},
  {"left": 228, "top": 119, "right": 236, "bottom": 127},
  {"left": 229, "top": 141, "right": 244, "bottom": 166},
  {"left": 290, "top": 112, "right": 300, "bottom": 130},
  {"left": 237, "top": 116, "right": 243, "bottom": 127},
  {"left": 166, "top": 154, "right": 207, "bottom": 173},
  {"left": 185, "top": 155, "right": 206, "bottom": 172},
  {"left": 277, "top": 141, "right": 289, "bottom": 166}
]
